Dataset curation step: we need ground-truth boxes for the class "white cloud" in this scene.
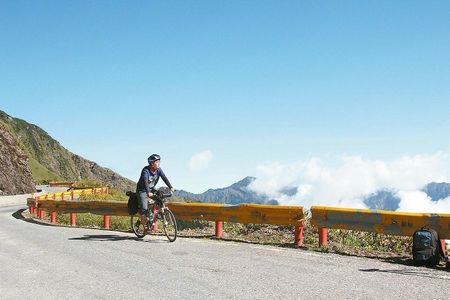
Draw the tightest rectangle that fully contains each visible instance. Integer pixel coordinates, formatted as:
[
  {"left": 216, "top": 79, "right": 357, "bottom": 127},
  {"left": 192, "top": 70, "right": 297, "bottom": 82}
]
[
  {"left": 248, "top": 153, "right": 450, "bottom": 211},
  {"left": 189, "top": 150, "right": 213, "bottom": 171},
  {"left": 397, "top": 191, "right": 450, "bottom": 213}
]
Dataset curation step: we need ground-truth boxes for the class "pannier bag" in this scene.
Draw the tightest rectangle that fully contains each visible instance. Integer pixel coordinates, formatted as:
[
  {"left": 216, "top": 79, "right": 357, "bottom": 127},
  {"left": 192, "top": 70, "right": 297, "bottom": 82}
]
[
  {"left": 412, "top": 228, "right": 443, "bottom": 267},
  {"left": 126, "top": 191, "right": 138, "bottom": 215}
]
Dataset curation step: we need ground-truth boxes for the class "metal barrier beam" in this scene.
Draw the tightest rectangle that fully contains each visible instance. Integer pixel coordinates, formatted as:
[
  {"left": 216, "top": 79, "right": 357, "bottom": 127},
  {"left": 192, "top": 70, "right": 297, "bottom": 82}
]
[
  {"left": 48, "top": 181, "right": 75, "bottom": 187},
  {"left": 26, "top": 199, "right": 304, "bottom": 226},
  {"left": 34, "top": 187, "right": 108, "bottom": 201},
  {"left": 310, "top": 206, "right": 450, "bottom": 239}
]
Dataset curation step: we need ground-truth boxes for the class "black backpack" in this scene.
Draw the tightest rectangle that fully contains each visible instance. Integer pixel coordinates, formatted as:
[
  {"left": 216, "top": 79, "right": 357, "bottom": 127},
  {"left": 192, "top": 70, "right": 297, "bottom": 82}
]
[
  {"left": 126, "top": 191, "right": 138, "bottom": 215},
  {"left": 412, "top": 228, "right": 443, "bottom": 267}
]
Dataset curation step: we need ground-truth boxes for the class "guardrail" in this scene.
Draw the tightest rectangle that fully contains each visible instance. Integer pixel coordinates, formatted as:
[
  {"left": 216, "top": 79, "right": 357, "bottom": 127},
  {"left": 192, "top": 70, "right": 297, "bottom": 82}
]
[
  {"left": 30, "top": 187, "right": 109, "bottom": 226},
  {"left": 25, "top": 194, "right": 449, "bottom": 251},
  {"left": 48, "top": 181, "right": 75, "bottom": 187},
  {"left": 33, "top": 187, "right": 108, "bottom": 201},
  {"left": 310, "top": 206, "right": 450, "bottom": 248},
  {"left": 26, "top": 198, "right": 306, "bottom": 246}
]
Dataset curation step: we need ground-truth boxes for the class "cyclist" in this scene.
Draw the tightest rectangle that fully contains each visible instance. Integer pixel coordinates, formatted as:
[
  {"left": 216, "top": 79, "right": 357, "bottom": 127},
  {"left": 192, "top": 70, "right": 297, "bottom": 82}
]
[{"left": 136, "top": 154, "right": 174, "bottom": 232}]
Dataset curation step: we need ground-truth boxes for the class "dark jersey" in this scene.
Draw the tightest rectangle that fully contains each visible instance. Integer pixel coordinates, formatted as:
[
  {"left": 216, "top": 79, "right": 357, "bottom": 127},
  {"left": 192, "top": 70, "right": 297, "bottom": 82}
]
[{"left": 136, "top": 166, "right": 173, "bottom": 193}]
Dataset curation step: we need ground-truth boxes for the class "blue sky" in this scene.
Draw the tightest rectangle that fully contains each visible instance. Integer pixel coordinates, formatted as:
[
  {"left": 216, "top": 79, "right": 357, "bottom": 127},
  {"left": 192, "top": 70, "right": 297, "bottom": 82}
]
[{"left": 1, "top": 1, "right": 450, "bottom": 193}]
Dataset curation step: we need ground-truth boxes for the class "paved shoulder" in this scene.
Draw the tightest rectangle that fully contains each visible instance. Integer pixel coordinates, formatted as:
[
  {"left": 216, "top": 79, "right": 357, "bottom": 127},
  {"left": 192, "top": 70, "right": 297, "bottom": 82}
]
[{"left": 1, "top": 205, "right": 449, "bottom": 299}]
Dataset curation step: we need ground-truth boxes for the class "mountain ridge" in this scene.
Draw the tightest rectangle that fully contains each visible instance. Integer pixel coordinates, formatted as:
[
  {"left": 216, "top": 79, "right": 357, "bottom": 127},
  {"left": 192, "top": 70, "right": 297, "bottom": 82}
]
[
  {"left": 0, "top": 109, "right": 135, "bottom": 194},
  {"left": 178, "top": 178, "right": 450, "bottom": 208},
  {"left": 175, "top": 176, "right": 279, "bottom": 205}
]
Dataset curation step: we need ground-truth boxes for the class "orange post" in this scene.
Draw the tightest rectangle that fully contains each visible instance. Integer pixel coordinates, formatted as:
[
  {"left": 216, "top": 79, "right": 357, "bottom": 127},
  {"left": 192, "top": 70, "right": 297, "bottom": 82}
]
[
  {"left": 319, "top": 227, "right": 328, "bottom": 247},
  {"left": 51, "top": 212, "right": 57, "bottom": 223},
  {"left": 70, "top": 213, "right": 76, "bottom": 226},
  {"left": 215, "top": 221, "right": 223, "bottom": 239},
  {"left": 103, "top": 215, "right": 110, "bottom": 229},
  {"left": 295, "top": 224, "right": 304, "bottom": 247}
]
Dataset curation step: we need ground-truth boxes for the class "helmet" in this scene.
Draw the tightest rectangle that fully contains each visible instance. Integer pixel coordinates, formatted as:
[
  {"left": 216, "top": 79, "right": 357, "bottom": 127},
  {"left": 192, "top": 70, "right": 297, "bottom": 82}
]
[{"left": 148, "top": 154, "right": 161, "bottom": 164}]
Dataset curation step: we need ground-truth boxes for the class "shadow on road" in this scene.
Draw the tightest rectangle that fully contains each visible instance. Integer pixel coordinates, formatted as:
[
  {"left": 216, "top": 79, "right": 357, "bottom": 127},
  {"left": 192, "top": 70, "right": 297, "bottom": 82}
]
[
  {"left": 359, "top": 267, "right": 449, "bottom": 279},
  {"left": 68, "top": 234, "right": 169, "bottom": 243},
  {"left": 12, "top": 209, "right": 54, "bottom": 227}
]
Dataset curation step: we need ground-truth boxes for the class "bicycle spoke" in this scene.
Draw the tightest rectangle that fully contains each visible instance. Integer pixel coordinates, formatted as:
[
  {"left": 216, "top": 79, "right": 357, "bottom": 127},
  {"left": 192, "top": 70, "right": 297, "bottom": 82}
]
[{"left": 161, "top": 209, "right": 177, "bottom": 242}]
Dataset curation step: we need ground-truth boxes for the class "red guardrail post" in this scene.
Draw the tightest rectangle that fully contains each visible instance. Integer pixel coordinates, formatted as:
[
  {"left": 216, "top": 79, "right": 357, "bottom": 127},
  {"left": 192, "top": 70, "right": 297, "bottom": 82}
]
[
  {"left": 70, "top": 213, "right": 76, "bottom": 226},
  {"left": 319, "top": 227, "right": 328, "bottom": 247},
  {"left": 295, "top": 224, "right": 304, "bottom": 247},
  {"left": 33, "top": 196, "right": 38, "bottom": 215},
  {"left": 51, "top": 212, "right": 57, "bottom": 223},
  {"left": 103, "top": 215, "right": 110, "bottom": 229},
  {"left": 215, "top": 221, "right": 223, "bottom": 239}
]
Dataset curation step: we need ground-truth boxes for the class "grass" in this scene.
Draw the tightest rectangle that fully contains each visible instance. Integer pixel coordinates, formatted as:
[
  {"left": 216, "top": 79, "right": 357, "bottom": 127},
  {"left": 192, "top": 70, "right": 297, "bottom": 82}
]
[
  {"left": 29, "top": 156, "right": 61, "bottom": 184},
  {"left": 37, "top": 209, "right": 413, "bottom": 258},
  {"left": 57, "top": 213, "right": 131, "bottom": 231}
]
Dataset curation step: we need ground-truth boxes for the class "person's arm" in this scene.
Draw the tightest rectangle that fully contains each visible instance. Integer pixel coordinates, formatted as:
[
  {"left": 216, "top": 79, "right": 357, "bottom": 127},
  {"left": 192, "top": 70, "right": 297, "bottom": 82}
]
[
  {"left": 159, "top": 168, "right": 173, "bottom": 190},
  {"left": 142, "top": 168, "right": 152, "bottom": 194}
]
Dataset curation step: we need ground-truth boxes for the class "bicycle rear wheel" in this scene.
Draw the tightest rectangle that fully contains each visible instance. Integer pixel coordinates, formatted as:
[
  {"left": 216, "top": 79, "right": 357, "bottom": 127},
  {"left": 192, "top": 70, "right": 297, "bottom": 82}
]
[
  {"left": 130, "top": 215, "right": 146, "bottom": 238},
  {"left": 160, "top": 208, "right": 177, "bottom": 242}
]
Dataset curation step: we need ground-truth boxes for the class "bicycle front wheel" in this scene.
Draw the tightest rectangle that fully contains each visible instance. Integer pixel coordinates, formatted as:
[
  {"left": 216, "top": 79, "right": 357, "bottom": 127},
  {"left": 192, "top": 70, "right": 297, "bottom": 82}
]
[
  {"left": 160, "top": 208, "right": 177, "bottom": 242},
  {"left": 130, "top": 215, "right": 146, "bottom": 238}
]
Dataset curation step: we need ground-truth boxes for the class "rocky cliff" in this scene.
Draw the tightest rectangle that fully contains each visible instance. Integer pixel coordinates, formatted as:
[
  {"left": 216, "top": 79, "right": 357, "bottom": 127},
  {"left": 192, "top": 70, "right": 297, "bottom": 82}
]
[{"left": 0, "top": 121, "right": 35, "bottom": 195}]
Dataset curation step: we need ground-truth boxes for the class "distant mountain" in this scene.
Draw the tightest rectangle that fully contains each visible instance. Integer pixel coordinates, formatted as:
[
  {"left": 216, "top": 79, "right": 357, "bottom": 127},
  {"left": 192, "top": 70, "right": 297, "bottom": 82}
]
[
  {"left": 0, "top": 110, "right": 135, "bottom": 194},
  {"left": 362, "top": 182, "right": 450, "bottom": 211},
  {"left": 363, "top": 190, "right": 401, "bottom": 211},
  {"left": 175, "top": 176, "right": 279, "bottom": 205},
  {"left": 176, "top": 176, "right": 450, "bottom": 208},
  {"left": 422, "top": 182, "right": 450, "bottom": 201}
]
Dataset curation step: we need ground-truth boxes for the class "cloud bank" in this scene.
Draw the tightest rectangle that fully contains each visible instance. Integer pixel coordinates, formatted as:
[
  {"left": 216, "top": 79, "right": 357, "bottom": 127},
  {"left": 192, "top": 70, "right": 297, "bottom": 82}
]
[
  {"left": 189, "top": 150, "right": 213, "bottom": 171},
  {"left": 248, "top": 153, "right": 450, "bottom": 213}
]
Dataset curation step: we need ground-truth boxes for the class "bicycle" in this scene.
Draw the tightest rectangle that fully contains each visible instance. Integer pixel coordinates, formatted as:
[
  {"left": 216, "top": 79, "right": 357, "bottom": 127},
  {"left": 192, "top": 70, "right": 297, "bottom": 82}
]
[{"left": 130, "top": 187, "right": 178, "bottom": 242}]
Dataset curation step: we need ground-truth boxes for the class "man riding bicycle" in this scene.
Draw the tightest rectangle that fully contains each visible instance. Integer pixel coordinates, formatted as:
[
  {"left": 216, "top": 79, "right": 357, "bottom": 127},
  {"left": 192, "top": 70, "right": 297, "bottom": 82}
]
[{"left": 136, "top": 154, "right": 174, "bottom": 232}]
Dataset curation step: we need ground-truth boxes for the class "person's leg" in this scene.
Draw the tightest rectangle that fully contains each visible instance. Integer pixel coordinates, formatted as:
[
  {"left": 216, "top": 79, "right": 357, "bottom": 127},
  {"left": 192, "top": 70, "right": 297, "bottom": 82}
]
[{"left": 137, "top": 191, "right": 149, "bottom": 227}]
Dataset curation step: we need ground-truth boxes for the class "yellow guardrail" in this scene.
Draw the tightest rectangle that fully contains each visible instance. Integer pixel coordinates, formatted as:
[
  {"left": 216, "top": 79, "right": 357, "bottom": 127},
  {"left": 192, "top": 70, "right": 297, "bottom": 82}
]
[
  {"left": 26, "top": 198, "right": 306, "bottom": 246},
  {"left": 33, "top": 187, "right": 108, "bottom": 201},
  {"left": 169, "top": 202, "right": 304, "bottom": 226},
  {"left": 310, "top": 206, "right": 450, "bottom": 239},
  {"left": 26, "top": 199, "right": 304, "bottom": 225},
  {"left": 48, "top": 181, "right": 75, "bottom": 187}
]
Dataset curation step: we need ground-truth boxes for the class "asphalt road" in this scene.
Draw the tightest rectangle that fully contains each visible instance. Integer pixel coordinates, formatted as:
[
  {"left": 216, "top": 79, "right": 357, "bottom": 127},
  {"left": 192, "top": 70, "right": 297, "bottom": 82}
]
[{"left": 1, "top": 204, "right": 449, "bottom": 299}]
